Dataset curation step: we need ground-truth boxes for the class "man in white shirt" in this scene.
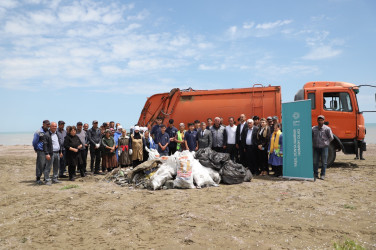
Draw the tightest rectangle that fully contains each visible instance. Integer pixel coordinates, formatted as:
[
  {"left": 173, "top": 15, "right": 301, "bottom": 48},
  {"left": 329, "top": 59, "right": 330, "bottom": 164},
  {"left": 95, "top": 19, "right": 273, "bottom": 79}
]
[
  {"left": 43, "top": 122, "right": 63, "bottom": 185},
  {"left": 224, "top": 117, "right": 237, "bottom": 161}
]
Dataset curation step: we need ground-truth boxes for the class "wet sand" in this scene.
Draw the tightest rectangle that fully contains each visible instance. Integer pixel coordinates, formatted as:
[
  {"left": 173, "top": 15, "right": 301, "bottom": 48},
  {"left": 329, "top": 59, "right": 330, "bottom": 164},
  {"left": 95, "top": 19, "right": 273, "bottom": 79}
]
[{"left": 0, "top": 145, "right": 375, "bottom": 249}]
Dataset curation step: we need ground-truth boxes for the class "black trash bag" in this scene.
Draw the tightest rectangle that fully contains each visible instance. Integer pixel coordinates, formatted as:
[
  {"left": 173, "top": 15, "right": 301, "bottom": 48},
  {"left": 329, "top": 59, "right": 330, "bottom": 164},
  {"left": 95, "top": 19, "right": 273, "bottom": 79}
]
[
  {"left": 195, "top": 148, "right": 213, "bottom": 161},
  {"left": 199, "top": 159, "right": 219, "bottom": 170},
  {"left": 209, "top": 152, "right": 230, "bottom": 166},
  {"left": 220, "top": 160, "right": 246, "bottom": 184},
  {"left": 243, "top": 169, "right": 253, "bottom": 182}
]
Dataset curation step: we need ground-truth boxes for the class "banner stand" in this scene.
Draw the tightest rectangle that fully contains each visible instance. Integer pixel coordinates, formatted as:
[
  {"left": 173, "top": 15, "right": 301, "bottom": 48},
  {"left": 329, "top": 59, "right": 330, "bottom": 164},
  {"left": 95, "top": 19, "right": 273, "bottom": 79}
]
[{"left": 282, "top": 100, "right": 314, "bottom": 181}]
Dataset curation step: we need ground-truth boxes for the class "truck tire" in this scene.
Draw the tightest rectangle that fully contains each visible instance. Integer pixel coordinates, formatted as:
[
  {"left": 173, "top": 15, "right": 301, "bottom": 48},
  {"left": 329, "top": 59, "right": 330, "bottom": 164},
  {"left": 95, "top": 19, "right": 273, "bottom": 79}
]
[{"left": 327, "top": 143, "right": 336, "bottom": 167}]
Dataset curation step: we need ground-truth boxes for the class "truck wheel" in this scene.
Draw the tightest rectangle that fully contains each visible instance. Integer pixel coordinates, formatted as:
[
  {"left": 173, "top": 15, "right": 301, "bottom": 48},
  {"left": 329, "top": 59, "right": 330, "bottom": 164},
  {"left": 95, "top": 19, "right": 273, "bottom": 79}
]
[{"left": 327, "top": 144, "right": 336, "bottom": 167}]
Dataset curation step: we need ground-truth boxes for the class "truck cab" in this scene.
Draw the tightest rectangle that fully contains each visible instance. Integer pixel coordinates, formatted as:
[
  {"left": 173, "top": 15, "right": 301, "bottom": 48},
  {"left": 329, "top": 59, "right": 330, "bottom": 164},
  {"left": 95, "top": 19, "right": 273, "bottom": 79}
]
[{"left": 295, "top": 81, "right": 366, "bottom": 166}]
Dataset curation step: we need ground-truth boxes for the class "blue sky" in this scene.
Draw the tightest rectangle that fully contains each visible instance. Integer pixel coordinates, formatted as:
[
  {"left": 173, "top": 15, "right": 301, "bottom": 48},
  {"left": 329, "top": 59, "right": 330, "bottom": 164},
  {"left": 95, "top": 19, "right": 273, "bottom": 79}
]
[{"left": 0, "top": 0, "right": 375, "bottom": 132}]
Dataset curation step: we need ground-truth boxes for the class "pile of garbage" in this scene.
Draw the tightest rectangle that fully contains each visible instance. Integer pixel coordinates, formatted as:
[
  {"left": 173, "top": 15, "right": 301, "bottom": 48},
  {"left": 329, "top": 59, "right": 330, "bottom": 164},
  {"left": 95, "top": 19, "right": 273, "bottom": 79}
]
[{"left": 105, "top": 148, "right": 252, "bottom": 190}]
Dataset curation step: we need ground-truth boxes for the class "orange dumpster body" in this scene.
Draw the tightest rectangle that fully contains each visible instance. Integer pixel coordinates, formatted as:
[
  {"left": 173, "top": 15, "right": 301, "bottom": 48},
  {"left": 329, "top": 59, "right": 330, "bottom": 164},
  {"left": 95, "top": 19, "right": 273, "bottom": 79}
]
[{"left": 137, "top": 85, "right": 281, "bottom": 128}]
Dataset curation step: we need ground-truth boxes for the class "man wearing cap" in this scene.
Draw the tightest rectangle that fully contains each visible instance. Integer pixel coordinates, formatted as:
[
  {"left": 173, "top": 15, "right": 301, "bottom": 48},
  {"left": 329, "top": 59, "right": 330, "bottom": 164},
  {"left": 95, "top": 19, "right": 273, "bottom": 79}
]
[
  {"left": 43, "top": 122, "right": 63, "bottom": 185},
  {"left": 88, "top": 120, "right": 102, "bottom": 174},
  {"left": 32, "top": 120, "right": 50, "bottom": 184},
  {"left": 57, "top": 121, "right": 67, "bottom": 178},
  {"left": 267, "top": 116, "right": 274, "bottom": 133},
  {"left": 76, "top": 122, "right": 87, "bottom": 176},
  {"left": 312, "top": 115, "right": 333, "bottom": 180}
]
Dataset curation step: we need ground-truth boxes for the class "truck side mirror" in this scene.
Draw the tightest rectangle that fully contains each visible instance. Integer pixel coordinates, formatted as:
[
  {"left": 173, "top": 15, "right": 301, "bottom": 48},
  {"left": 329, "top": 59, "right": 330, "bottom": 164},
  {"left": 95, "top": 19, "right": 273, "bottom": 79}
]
[{"left": 324, "top": 121, "right": 329, "bottom": 125}]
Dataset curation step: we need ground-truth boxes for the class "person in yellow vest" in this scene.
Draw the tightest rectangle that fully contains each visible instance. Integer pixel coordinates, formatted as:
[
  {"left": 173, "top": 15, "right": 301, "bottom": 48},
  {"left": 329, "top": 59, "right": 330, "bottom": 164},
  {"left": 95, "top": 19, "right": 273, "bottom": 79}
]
[
  {"left": 268, "top": 123, "right": 283, "bottom": 177},
  {"left": 175, "top": 123, "right": 186, "bottom": 152},
  {"left": 128, "top": 126, "right": 146, "bottom": 167}
]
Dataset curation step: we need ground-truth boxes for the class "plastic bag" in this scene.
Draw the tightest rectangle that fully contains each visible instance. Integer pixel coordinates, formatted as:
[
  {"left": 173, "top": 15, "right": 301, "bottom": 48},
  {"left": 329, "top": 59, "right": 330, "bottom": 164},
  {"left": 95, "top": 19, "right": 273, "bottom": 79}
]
[
  {"left": 173, "top": 158, "right": 195, "bottom": 189},
  {"left": 199, "top": 159, "right": 219, "bottom": 170},
  {"left": 147, "top": 148, "right": 160, "bottom": 160},
  {"left": 243, "top": 169, "right": 253, "bottom": 182},
  {"left": 209, "top": 152, "right": 230, "bottom": 166},
  {"left": 206, "top": 167, "right": 221, "bottom": 184},
  {"left": 195, "top": 148, "right": 229, "bottom": 170},
  {"left": 220, "top": 160, "right": 246, "bottom": 184},
  {"left": 150, "top": 163, "right": 174, "bottom": 190},
  {"left": 195, "top": 148, "right": 212, "bottom": 160},
  {"left": 192, "top": 159, "right": 218, "bottom": 188}
]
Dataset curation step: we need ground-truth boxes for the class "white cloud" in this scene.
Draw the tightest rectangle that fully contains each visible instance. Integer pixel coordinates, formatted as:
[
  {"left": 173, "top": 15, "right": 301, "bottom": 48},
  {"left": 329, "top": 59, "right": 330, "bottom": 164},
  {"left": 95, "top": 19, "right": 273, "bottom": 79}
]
[
  {"left": 302, "top": 45, "right": 342, "bottom": 60},
  {"left": 0, "top": 0, "right": 18, "bottom": 8},
  {"left": 301, "top": 30, "right": 343, "bottom": 60},
  {"left": 243, "top": 22, "right": 254, "bottom": 29},
  {"left": 128, "top": 58, "right": 187, "bottom": 70},
  {"left": 29, "top": 11, "right": 57, "bottom": 24},
  {"left": 256, "top": 19, "right": 292, "bottom": 29},
  {"left": 228, "top": 26, "right": 237, "bottom": 36},
  {"left": 198, "top": 64, "right": 226, "bottom": 71},
  {"left": 170, "top": 35, "right": 190, "bottom": 46},
  {"left": 226, "top": 19, "right": 293, "bottom": 40}
]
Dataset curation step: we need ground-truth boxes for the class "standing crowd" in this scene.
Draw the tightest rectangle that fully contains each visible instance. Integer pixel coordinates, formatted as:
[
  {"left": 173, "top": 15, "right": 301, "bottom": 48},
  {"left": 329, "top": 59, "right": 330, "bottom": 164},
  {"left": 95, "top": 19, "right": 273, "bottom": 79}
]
[{"left": 32, "top": 113, "right": 332, "bottom": 185}]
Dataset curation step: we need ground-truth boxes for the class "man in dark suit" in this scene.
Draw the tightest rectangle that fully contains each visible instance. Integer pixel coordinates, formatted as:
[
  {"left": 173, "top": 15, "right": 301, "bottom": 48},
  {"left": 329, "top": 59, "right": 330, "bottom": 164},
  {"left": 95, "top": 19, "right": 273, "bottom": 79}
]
[
  {"left": 241, "top": 119, "right": 259, "bottom": 175},
  {"left": 197, "top": 122, "right": 212, "bottom": 149},
  {"left": 236, "top": 114, "right": 247, "bottom": 166}
]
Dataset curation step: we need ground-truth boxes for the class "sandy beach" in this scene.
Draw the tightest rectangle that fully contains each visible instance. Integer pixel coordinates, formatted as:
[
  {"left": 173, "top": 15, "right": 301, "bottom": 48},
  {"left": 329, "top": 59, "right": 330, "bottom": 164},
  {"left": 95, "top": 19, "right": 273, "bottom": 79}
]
[{"left": 0, "top": 144, "right": 375, "bottom": 249}]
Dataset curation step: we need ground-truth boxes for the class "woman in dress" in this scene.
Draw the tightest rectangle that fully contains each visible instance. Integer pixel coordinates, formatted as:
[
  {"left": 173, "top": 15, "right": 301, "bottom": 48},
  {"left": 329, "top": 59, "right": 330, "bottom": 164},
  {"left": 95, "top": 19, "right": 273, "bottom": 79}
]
[
  {"left": 256, "top": 118, "right": 271, "bottom": 176},
  {"left": 101, "top": 129, "right": 117, "bottom": 172},
  {"left": 64, "top": 126, "right": 83, "bottom": 181},
  {"left": 268, "top": 123, "right": 283, "bottom": 177},
  {"left": 129, "top": 126, "right": 146, "bottom": 167},
  {"left": 118, "top": 129, "right": 131, "bottom": 167}
]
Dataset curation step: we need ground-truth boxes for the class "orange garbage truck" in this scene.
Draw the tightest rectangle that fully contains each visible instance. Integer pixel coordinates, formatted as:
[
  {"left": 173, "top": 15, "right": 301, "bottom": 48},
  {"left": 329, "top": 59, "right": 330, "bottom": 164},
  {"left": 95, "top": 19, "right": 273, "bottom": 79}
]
[{"left": 137, "top": 82, "right": 368, "bottom": 166}]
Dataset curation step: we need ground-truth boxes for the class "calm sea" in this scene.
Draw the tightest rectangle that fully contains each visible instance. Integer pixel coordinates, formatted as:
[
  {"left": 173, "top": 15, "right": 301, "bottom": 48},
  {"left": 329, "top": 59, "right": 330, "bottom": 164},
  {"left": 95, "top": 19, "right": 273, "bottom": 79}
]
[{"left": 1, "top": 123, "right": 375, "bottom": 145}]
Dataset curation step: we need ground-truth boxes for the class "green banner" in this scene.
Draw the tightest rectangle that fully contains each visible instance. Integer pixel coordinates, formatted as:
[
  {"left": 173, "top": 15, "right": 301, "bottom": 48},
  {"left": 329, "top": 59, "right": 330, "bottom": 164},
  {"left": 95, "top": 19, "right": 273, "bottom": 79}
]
[{"left": 282, "top": 100, "right": 314, "bottom": 180}]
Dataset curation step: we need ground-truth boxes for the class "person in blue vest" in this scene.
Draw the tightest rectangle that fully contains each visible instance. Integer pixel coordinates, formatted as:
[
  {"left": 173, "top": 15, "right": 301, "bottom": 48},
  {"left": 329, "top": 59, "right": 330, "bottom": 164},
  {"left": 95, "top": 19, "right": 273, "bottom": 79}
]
[
  {"left": 32, "top": 120, "right": 50, "bottom": 185},
  {"left": 151, "top": 117, "right": 163, "bottom": 150},
  {"left": 166, "top": 119, "right": 178, "bottom": 156},
  {"left": 184, "top": 123, "right": 198, "bottom": 152},
  {"left": 158, "top": 124, "right": 170, "bottom": 156}
]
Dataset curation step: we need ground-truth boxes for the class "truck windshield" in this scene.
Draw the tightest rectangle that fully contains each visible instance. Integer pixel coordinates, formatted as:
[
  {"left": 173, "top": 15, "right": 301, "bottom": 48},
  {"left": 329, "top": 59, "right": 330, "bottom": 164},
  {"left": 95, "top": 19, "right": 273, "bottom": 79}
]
[{"left": 323, "top": 92, "right": 353, "bottom": 112}]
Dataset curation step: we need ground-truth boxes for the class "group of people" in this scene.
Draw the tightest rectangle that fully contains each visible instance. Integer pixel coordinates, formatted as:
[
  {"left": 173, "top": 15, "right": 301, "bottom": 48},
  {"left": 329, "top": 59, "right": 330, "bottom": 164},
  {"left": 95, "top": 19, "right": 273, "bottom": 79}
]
[
  {"left": 32, "top": 120, "right": 130, "bottom": 184},
  {"left": 32, "top": 113, "right": 333, "bottom": 185},
  {"left": 147, "top": 115, "right": 284, "bottom": 177}
]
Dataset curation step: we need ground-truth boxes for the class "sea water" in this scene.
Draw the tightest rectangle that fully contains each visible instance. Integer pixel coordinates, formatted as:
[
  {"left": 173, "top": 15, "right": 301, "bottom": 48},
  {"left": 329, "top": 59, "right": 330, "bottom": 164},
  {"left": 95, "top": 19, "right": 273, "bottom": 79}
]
[{"left": 1, "top": 124, "right": 375, "bottom": 145}]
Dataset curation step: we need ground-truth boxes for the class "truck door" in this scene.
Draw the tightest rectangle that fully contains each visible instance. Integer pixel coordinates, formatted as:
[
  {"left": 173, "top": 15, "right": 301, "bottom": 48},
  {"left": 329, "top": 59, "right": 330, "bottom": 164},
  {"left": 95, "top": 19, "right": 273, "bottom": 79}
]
[{"left": 321, "top": 91, "right": 356, "bottom": 140}]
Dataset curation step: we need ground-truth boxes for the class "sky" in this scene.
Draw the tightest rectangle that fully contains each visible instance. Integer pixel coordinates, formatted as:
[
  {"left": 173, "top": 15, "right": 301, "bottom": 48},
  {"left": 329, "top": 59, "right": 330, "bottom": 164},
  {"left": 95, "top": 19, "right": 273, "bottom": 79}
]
[{"left": 0, "top": 0, "right": 375, "bottom": 132}]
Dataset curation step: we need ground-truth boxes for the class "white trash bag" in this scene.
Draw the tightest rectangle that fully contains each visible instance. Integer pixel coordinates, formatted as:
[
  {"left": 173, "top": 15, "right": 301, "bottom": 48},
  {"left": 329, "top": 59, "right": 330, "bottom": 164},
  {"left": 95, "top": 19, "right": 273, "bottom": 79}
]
[
  {"left": 150, "top": 163, "right": 175, "bottom": 190},
  {"left": 147, "top": 148, "right": 160, "bottom": 161},
  {"left": 173, "top": 158, "right": 195, "bottom": 189},
  {"left": 206, "top": 167, "right": 221, "bottom": 184},
  {"left": 192, "top": 159, "right": 218, "bottom": 188}
]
